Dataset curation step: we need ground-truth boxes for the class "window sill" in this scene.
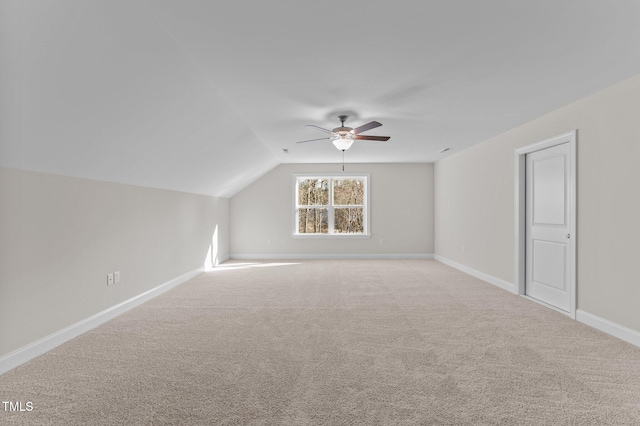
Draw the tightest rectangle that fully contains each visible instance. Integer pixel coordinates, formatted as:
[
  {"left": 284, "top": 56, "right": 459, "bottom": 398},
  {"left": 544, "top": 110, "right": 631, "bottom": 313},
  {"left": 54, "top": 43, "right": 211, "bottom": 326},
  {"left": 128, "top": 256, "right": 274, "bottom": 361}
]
[{"left": 293, "top": 234, "right": 371, "bottom": 239}]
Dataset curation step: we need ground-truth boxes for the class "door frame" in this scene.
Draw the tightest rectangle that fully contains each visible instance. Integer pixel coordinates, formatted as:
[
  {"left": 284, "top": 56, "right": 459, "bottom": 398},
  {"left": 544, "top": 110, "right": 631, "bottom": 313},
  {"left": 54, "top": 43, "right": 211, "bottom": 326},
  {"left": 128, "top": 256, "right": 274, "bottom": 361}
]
[{"left": 514, "top": 130, "right": 577, "bottom": 318}]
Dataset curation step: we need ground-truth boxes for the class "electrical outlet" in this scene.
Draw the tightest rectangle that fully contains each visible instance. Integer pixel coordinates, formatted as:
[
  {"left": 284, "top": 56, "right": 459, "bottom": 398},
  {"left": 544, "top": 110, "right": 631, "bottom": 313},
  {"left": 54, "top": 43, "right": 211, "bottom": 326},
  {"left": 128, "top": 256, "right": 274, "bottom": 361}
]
[
  {"left": 107, "top": 273, "right": 114, "bottom": 286},
  {"left": 114, "top": 271, "right": 120, "bottom": 283}
]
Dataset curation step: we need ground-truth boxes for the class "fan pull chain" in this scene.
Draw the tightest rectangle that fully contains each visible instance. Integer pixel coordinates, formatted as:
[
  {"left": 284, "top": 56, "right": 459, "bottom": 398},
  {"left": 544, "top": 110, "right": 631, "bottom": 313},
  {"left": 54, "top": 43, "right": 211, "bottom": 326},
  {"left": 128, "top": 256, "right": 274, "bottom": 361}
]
[{"left": 342, "top": 150, "right": 345, "bottom": 171}]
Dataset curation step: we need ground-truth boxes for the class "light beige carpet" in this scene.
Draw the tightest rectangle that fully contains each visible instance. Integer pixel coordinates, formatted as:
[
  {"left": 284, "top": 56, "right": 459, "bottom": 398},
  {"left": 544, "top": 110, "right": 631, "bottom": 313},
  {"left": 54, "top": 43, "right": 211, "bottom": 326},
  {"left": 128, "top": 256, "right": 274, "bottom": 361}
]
[{"left": 1, "top": 259, "right": 640, "bottom": 425}]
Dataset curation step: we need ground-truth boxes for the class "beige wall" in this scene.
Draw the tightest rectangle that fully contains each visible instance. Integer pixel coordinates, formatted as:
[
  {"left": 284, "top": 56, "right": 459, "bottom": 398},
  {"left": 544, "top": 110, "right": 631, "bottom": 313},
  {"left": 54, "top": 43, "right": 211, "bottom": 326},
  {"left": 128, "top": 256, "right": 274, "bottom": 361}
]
[
  {"left": 230, "top": 163, "right": 434, "bottom": 257},
  {"left": 435, "top": 72, "right": 640, "bottom": 332},
  {"left": 0, "top": 167, "right": 229, "bottom": 357}
]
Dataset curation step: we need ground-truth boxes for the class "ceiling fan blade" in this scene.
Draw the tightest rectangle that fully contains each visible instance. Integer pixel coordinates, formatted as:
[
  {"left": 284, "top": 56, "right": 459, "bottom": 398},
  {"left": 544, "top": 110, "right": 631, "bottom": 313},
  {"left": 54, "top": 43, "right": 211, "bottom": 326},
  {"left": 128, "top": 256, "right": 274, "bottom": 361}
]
[
  {"left": 355, "top": 135, "right": 390, "bottom": 141},
  {"left": 296, "top": 137, "right": 331, "bottom": 144},
  {"left": 353, "top": 121, "right": 382, "bottom": 134},
  {"left": 306, "top": 124, "right": 334, "bottom": 134}
]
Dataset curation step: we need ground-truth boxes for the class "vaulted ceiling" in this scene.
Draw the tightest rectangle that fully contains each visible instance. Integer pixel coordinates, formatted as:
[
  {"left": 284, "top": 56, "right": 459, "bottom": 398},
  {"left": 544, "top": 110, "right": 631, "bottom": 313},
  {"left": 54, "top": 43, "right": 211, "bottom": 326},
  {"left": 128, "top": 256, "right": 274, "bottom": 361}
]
[{"left": 2, "top": 0, "right": 640, "bottom": 197}]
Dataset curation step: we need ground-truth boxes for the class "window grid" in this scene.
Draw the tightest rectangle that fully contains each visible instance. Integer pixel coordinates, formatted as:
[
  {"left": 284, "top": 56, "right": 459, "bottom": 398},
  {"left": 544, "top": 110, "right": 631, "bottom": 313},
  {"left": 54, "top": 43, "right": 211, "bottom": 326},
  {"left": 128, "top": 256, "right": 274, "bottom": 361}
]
[{"left": 294, "top": 175, "right": 369, "bottom": 236}]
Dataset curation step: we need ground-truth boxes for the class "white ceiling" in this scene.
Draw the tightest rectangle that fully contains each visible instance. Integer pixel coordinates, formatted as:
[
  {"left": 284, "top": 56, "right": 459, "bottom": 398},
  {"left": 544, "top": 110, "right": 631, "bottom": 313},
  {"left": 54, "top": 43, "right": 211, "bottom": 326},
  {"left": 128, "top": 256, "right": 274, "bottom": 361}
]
[{"left": 2, "top": 0, "right": 640, "bottom": 197}]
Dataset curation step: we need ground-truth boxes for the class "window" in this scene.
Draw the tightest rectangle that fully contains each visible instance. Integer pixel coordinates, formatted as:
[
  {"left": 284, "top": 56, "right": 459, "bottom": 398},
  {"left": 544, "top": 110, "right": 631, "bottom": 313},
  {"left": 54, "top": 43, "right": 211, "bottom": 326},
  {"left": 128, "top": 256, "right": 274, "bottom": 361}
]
[{"left": 294, "top": 174, "right": 369, "bottom": 236}]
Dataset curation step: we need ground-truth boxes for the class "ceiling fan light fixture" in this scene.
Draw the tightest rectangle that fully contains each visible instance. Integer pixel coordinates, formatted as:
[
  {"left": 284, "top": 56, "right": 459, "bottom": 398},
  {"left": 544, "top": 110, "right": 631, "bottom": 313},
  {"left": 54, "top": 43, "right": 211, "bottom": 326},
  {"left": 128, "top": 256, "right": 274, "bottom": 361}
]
[
  {"left": 332, "top": 137, "right": 354, "bottom": 151},
  {"left": 331, "top": 132, "right": 355, "bottom": 150}
]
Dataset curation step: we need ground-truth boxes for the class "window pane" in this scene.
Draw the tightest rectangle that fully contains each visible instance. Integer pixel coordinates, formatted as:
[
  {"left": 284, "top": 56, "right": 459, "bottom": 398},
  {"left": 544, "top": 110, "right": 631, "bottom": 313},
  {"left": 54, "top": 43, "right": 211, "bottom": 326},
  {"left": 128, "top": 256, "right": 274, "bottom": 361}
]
[
  {"left": 333, "top": 178, "right": 364, "bottom": 206},
  {"left": 298, "top": 178, "right": 329, "bottom": 205},
  {"left": 298, "top": 208, "right": 328, "bottom": 233},
  {"left": 334, "top": 208, "right": 364, "bottom": 233}
]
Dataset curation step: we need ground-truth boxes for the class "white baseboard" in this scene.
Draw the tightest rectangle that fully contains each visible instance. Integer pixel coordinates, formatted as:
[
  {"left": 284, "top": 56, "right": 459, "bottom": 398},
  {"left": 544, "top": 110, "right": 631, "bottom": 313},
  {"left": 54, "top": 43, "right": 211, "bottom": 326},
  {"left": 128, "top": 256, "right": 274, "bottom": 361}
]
[
  {"left": 576, "top": 310, "right": 640, "bottom": 348},
  {"left": 0, "top": 267, "right": 203, "bottom": 376},
  {"left": 229, "top": 253, "right": 435, "bottom": 260},
  {"left": 434, "top": 256, "right": 640, "bottom": 349},
  {"left": 434, "top": 255, "right": 517, "bottom": 294}
]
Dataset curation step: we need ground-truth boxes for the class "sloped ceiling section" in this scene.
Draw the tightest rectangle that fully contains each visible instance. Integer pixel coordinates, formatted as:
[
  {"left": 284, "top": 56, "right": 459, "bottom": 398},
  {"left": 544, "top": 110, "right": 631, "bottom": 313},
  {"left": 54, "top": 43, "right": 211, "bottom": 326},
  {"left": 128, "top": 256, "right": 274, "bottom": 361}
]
[
  {"left": 149, "top": 0, "right": 640, "bottom": 165},
  {"left": 0, "top": 0, "right": 276, "bottom": 197},
  {"left": 3, "top": 1, "right": 640, "bottom": 197}
]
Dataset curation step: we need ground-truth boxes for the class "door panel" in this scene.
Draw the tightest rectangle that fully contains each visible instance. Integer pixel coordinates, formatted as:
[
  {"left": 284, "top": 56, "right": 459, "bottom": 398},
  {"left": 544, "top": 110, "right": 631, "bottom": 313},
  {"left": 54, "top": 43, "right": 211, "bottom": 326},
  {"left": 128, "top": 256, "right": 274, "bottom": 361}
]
[
  {"left": 526, "top": 143, "right": 571, "bottom": 311},
  {"left": 533, "top": 155, "right": 566, "bottom": 226},
  {"left": 532, "top": 240, "right": 566, "bottom": 290}
]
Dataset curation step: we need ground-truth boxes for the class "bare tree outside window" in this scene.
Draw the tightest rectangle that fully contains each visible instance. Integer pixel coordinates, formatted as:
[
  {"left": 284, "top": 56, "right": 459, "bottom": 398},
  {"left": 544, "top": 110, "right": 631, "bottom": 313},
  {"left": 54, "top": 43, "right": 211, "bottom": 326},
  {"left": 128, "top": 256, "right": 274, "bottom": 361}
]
[
  {"left": 295, "top": 176, "right": 368, "bottom": 235},
  {"left": 297, "top": 179, "right": 329, "bottom": 233},
  {"left": 333, "top": 179, "right": 364, "bottom": 233}
]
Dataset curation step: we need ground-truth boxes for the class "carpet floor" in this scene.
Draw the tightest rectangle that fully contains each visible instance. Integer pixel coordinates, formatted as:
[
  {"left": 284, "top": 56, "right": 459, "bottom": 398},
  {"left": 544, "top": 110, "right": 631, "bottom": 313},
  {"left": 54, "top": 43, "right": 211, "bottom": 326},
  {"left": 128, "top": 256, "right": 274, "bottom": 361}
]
[{"left": 1, "top": 259, "right": 640, "bottom": 425}]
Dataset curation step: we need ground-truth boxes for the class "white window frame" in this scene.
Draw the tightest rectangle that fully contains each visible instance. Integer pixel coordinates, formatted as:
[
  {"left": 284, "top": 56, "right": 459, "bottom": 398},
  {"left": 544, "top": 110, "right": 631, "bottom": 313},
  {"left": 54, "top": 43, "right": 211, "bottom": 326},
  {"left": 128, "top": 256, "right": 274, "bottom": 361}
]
[{"left": 293, "top": 173, "right": 371, "bottom": 238}]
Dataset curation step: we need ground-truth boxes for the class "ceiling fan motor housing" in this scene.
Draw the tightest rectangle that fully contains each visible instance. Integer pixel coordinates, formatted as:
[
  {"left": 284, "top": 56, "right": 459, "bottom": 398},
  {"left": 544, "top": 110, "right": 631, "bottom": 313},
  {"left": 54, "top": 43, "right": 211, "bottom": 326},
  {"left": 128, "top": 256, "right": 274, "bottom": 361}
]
[
  {"left": 333, "top": 126, "right": 354, "bottom": 134},
  {"left": 331, "top": 127, "right": 356, "bottom": 142}
]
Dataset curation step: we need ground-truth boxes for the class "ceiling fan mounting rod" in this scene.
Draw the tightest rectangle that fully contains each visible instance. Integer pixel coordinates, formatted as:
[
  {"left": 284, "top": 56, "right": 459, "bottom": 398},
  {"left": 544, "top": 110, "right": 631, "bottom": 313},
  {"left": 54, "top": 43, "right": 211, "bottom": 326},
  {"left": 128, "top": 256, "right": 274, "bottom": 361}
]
[{"left": 338, "top": 115, "right": 348, "bottom": 127}]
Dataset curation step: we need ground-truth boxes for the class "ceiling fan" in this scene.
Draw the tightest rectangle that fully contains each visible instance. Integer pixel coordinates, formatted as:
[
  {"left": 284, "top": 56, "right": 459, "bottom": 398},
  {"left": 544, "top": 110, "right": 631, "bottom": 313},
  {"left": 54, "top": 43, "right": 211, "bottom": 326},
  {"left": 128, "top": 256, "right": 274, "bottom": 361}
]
[{"left": 296, "top": 115, "right": 390, "bottom": 151}]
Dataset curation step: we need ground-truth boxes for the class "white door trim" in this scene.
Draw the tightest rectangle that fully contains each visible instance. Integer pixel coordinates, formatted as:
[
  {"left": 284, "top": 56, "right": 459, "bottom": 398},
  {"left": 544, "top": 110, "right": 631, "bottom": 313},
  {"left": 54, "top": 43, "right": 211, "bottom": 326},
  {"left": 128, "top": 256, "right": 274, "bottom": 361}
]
[{"left": 514, "top": 130, "right": 577, "bottom": 319}]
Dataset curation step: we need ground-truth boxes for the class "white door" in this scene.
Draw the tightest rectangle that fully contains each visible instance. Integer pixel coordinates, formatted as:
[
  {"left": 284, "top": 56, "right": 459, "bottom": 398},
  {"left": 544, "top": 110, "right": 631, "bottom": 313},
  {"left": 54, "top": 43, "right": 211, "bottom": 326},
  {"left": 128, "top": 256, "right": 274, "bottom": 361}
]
[{"left": 525, "top": 143, "right": 572, "bottom": 312}]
